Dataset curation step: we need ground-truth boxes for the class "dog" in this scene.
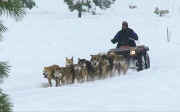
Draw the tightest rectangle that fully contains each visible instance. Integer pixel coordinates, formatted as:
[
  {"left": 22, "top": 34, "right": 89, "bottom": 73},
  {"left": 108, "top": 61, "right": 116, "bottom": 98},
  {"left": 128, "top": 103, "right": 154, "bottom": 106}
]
[
  {"left": 90, "top": 53, "right": 113, "bottom": 79},
  {"left": 59, "top": 66, "right": 75, "bottom": 85},
  {"left": 53, "top": 67, "right": 65, "bottom": 86},
  {"left": 65, "top": 57, "right": 74, "bottom": 67},
  {"left": 43, "top": 65, "right": 61, "bottom": 87},
  {"left": 90, "top": 54, "right": 103, "bottom": 79},
  {"left": 100, "top": 54, "right": 114, "bottom": 78},
  {"left": 78, "top": 58, "right": 95, "bottom": 81},
  {"left": 108, "top": 53, "right": 128, "bottom": 75},
  {"left": 73, "top": 63, "right": 84, "bottom": 83}
]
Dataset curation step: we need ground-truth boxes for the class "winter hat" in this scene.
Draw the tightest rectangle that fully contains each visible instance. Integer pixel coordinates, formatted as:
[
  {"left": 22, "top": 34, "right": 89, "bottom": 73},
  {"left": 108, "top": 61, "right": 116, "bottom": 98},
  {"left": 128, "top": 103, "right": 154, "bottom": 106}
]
[{"left": 122, "top": 21, "right": 128, "bottom": 27}]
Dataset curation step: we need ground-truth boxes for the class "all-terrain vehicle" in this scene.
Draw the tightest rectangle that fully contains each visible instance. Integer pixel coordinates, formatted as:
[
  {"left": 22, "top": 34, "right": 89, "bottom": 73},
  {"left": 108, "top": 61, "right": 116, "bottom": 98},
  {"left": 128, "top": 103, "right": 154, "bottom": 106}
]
[{"left": 108, "top": 45, "right": 150, "bottom": 71}]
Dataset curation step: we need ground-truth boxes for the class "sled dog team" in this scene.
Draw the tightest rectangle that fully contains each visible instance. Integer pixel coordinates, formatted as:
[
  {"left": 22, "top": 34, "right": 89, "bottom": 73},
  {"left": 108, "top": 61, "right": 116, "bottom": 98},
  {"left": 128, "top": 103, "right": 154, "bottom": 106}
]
[{"left": 43, "top": 53, "right": 128, "bottom": 87}]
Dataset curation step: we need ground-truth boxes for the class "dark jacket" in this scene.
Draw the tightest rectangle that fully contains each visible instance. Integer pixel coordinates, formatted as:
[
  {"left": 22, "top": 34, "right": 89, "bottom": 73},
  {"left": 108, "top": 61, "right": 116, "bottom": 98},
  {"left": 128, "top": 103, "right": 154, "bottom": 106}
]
[{"left": 111, "top": 28, "right": 138, "bottom": 48}]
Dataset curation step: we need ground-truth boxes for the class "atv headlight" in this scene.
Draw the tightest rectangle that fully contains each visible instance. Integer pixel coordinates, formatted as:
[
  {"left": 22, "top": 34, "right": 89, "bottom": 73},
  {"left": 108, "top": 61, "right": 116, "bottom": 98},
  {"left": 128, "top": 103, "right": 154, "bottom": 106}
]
[
  {"left": 110, "top": 52, "right": 115, "bottom": 55},
  {"left": 130, "top": 50, "right": 136, "bottom": 55}
]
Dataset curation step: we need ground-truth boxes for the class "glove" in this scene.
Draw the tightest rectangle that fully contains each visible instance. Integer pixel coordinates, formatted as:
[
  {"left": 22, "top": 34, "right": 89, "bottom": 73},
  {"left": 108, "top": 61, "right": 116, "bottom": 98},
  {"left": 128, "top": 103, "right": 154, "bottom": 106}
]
[
  {"left": 129, "top": 37, "right": 135, "bottom": 41},
  {"left": 111, "top": 38, "right": 116, "bottom": 44}
]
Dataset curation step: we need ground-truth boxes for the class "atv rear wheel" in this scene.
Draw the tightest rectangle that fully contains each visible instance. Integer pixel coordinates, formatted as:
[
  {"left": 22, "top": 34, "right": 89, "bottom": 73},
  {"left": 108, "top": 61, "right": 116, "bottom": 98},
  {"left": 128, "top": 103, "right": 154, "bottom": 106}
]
[
  {"left": 144, "top": 52, "right": 150, "bottom": 69},
  {"left": 136, "top": 50, "right": 150, "bottom": 71}
]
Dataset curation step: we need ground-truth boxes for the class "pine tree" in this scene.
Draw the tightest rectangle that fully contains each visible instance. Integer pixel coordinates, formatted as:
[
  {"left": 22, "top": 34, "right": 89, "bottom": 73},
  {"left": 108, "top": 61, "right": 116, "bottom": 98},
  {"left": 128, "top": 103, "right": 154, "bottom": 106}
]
[
  {"left": 22, "top": 0, "right": 36, "bottom": 10},
  {"left": 64, "top": 0, "right": 116, "bottom": 18},
  {"left": 0, "top": 62, "right": 11, "bottom": 112},
  {"left": 0, "top": 90, "right": 12, "bottom": 112},
  {"left": 0, "top": 0, "right": 26, "bottom": 20},
  {"left": 64, "top": 0, "right": 96, "bottom": 18},
  {"left": 93, "top": 0, "right": 116, "bottom": 9},
  {"left": 0, "top": 0, "right": 29, "bottom": 111}
]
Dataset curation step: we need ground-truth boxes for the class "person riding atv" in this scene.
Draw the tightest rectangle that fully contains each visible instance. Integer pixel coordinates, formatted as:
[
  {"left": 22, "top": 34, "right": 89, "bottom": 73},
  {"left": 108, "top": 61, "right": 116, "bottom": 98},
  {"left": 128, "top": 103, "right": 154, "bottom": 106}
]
[
  {"left": 111, "top": 21, "right": 146, "bottom": 71},
  {"left": 111, "top": 21, "right": 138, "bottom": 47}
]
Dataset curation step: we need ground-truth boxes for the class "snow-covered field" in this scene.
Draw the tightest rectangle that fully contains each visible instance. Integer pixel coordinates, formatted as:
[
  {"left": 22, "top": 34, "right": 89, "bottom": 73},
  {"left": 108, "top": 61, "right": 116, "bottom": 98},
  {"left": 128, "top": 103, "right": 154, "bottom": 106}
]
[{"left": 1, "top": 0, "right": 180, "bottom": 111}]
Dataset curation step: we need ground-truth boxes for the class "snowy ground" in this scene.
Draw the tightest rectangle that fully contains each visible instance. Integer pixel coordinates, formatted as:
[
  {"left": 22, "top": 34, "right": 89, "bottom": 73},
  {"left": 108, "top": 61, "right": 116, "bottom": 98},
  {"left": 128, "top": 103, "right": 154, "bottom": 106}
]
[{"left": 1, "top": 0, "right": 180, "bottom": 111}]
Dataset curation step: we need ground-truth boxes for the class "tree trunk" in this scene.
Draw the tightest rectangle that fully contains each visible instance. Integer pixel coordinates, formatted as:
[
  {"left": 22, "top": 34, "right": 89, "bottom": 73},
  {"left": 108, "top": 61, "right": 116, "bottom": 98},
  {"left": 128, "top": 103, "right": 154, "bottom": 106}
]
[
  {"left": 77, "top": 1, "right": 82, "bottom": 18},
  {"left": 78, "top": 10, "right": 82, "bottom": 18}
]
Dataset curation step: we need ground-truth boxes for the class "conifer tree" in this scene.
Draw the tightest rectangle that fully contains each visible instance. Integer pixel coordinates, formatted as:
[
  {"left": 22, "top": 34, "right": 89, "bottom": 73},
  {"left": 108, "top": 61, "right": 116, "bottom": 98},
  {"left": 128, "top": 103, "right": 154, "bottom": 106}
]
[
  {"left": 93, "top": 0, "right": 116, "bottom": 9},
  {"left": 22, "top": 0, "right": 36, "bottom": 10},
  {"left": 64, "top": 0, "right": 94, "bottom": 18},
  {"left": 64, "top": 0, "right": 116, "bottom": 18},
  {"left": 0, "top": 0, "right": 31, "bottom": 111}
]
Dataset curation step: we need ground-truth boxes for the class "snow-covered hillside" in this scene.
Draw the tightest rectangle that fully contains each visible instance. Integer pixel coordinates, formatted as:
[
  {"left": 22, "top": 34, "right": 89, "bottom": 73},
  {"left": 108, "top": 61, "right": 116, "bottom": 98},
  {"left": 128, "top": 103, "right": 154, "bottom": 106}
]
[{"left": 1, "top": 0, "right": 180, "bottom": 111}]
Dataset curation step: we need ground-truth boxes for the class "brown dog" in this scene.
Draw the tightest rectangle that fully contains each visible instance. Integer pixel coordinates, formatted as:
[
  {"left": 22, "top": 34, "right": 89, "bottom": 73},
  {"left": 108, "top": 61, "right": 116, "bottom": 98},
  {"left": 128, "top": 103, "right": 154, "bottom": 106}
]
[
  {"left": 65, "top": 57, "right": 73, "bottom": 67},
  {"left": 108, "top": 53, "right": 128, "bottom": 75},
  {"left": 73, "top": 64, "right": 84, "bottom": 83},
  {"left": 90, "top": 54, "right": 113, "bottom": 79},
  {"left": 43, "top": 65, "right": 61, "bottom": 87},
  {"left": 58, "top": 66, "right": 75, "bottom": 85}
]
